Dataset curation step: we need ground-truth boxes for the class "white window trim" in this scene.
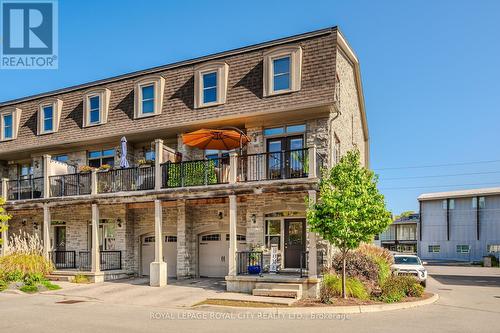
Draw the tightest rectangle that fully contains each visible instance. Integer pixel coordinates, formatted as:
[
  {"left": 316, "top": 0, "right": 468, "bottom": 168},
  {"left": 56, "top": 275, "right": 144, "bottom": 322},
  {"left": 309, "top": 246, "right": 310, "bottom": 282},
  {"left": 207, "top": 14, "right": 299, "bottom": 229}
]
[
  {"left": 0, "top": 107, "right": 22, "bottom": 141},
  {"left": 83, "top": 88, "right": 111, "bottom": 127},
  {"left": 263, "top": 45, "right": 302, "bottom": 97},
  {"left": 194, "top": 61, "right": 229, "bottom": 109},
  {"left": 134, "top": 75, "right": 165, "bottom": 118},
  {"left": 37, "top": 99, "right": 63, "bottom": 135}
]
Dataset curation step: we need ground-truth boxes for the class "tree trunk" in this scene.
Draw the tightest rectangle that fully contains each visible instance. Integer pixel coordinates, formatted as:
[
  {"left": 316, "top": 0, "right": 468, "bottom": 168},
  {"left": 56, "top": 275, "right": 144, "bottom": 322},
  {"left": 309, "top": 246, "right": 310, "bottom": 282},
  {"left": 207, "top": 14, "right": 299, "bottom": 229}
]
[{"left": 342, "top": 252, "right": 347, "bottom": 299}]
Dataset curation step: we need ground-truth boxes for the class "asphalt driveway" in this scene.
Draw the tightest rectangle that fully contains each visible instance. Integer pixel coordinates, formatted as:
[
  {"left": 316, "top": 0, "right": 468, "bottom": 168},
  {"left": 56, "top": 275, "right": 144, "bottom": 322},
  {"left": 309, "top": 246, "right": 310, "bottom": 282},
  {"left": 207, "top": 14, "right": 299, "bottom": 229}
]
[{"left": 1, "top": 266, "right": 499, "bottom": 333}]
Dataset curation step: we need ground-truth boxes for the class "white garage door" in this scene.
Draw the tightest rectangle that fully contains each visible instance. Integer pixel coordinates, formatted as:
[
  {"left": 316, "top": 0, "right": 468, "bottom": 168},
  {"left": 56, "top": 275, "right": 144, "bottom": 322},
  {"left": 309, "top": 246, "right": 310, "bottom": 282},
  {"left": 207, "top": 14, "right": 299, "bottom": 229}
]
[
  {"left": 141, "top": 235, "right": 177, "bottom": 278},
  {"left": 198, "top": 233, "right": 247, "bottom": 278}
]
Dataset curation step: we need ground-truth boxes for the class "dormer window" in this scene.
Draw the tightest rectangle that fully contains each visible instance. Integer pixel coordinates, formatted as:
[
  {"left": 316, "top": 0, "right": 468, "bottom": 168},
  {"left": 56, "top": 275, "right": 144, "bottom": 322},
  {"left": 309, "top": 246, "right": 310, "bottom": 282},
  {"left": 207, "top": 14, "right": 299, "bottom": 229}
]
[
  {"left": 203, "top": 72, "right": 217, "bottom": 104},
  {"left": 272, "top": 56, "right": 291, "bottom": 91},
  {"left": 38, "top": 99, "right": 62, "bottom": 135},
  {"left": 141, "top": 85, "right": 155, "bottom": 114},
  {"left": 83, "top": 88, "right": 111, "bottom": 127},
  {"left": 194, "top": 61, "right": 229, "bottom": 108},
  {"left": 0, "top": 108, "right": 21, "bottom": 141},
  {"left": 263, "top": 45, "right": 302, "bottom": 97},
  {"left": 134, "top": 76, "right": 165, "bottom": 118},
  {"left": 42, "top": 105, "right": 54, "bottom": 132},
  {"left": 2, "top": 113, "right": 13, "bottom": 140}
]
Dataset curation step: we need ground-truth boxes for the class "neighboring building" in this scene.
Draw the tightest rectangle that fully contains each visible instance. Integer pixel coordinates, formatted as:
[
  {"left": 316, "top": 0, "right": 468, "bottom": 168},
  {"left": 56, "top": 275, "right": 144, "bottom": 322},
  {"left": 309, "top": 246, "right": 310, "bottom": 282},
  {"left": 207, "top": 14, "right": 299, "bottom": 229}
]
[
  {"left": 377, "top": 213, "right": 419, "bottom": 254},
  {"left": 418, "top": 188, "right": 500, "bottom": 262},
  {"left": 0, "top": 27, "right": 369, "bottom": 296}
]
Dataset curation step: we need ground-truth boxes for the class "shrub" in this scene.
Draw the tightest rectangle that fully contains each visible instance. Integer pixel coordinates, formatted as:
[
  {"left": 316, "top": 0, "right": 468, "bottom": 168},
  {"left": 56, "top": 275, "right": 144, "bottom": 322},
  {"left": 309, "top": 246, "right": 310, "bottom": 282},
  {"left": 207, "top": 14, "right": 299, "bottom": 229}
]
[
  {"left": 73, "top": 274, "right": 90, "bottom": 284},
  {"left": 380, "top": 275, "right": 424, "bottom": 303},
  {"left": 331, "top": 250, "right": 379, "bottom": 290},
  {"left": 0, "top": 232, "right": 54, "bottom": 280},
  {"left": 19, "top": 284, "right": 38, "bottom": 293},
  {"left": 24, "top": 273, "right": 46, "bottom": 286},
  {"left": 40, "top": 280, "right": 61, "bottom": 291},
  {"left": 373, "top": 256, "right": 391, "bottom": 286},
  {"left": 0, "top": 279, "right": 6, "bottom": 292},
  {"left": 358, "top": 243, "right": 394, "bottom": 265},
  {"left": 320, "top": 274, "right": 369, "bottom": 303}
]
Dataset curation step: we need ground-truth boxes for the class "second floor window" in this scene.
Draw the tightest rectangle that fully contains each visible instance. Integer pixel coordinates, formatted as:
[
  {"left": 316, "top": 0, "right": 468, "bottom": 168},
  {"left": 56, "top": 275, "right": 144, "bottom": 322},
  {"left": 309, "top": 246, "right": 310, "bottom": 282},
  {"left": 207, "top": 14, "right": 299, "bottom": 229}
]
[
  {"left": 19, "top": 163, "right": 33, "bottom": 179},
  {"left": 203, "top": 72, "right": 217, "bottom": 104},
  {"left": 2, "top": 113, "right": 13, "bottom": 140},
  {"left": 273, "top": 56, "right": 291, "bottom": 91},
  {"left": 88, "top": 149, "right": 115, "bottom": 168},
  {"left": 89, "top": 95, "right": 101, "bottom": 124},
  {"left": 42, "top": 105, "right": 54, "bottom": 132},
  {"left": 141, "top": 85, "right": 155, "bottom": 114}
]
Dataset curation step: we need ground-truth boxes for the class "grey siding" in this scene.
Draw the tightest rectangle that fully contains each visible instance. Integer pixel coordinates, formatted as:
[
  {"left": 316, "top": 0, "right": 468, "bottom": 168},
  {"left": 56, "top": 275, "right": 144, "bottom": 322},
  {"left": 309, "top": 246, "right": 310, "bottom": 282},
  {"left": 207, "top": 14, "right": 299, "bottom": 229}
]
[{"left": 419, "top": 195, "right": 500, "bottom": 262}]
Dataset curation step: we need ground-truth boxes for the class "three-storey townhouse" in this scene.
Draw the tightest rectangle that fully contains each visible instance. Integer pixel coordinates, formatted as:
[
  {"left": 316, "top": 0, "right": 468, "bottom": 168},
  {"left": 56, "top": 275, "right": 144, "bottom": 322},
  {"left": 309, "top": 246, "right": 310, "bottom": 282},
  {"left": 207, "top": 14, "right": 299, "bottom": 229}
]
[{"left": 0, "top": 27, "right": 368, "bottom": 297}]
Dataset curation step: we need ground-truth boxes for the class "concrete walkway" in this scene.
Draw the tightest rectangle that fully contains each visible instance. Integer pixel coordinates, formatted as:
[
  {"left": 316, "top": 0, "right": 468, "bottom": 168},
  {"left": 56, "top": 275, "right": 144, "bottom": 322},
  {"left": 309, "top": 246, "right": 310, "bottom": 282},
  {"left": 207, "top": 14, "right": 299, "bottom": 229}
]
[{"left": 43, "top": 277, "right": 294, "bottom": 308}]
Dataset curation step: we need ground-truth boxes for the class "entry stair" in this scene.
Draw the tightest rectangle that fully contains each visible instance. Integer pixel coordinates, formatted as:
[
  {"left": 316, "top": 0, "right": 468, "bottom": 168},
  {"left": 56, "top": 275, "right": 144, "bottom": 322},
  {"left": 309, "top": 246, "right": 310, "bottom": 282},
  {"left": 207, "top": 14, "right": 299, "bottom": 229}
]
[{"left": 252, "top": 282, "right": 303, "bottom": 299}]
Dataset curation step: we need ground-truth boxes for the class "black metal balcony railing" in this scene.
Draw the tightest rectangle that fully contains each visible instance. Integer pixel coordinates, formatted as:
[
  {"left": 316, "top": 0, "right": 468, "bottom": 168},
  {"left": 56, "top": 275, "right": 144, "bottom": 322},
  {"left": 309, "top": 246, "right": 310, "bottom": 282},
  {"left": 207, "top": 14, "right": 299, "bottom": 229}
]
[
  {"left": 97, "top": 166, "right": 155, "bottom": 193},
  {"left": 49, "top": 250, "right": 77, "bottom": 269},
  {"left": 300, "top": 249, "right": 325, "bottom": 278},
  {"left": 161, "top": 157, "right": 229, "bottom": 188},
  {"left": 237, "top": 148, "right": 309, "bottom": 182},
  {"left": 236, "top": 251, "right": 264, "bottom": 275},
  {"left": 50, "top": 173, "right": 91, "bottom": 197},
  {"left": 78, "top": 251, "right": 122, "bottom": 271},
  {"left": 7, "top": 177, "right": 44, "bottom": 201}
]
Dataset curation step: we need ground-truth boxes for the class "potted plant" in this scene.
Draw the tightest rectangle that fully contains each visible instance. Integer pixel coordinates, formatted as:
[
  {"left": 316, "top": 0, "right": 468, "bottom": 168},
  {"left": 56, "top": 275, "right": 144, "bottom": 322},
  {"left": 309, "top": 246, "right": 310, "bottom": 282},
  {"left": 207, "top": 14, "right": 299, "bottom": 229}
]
[
  {"left": 137, "top": 158, "right": 149, "bottom": 167},
  {"left": 248, "top": 245, "right": 264, "bottom": 275},
  {"left": 80, "top": 165, "right": 94, "bottom": 173},
  {"left": 98, "top": 164, "right": 112, "bottom": 172}
]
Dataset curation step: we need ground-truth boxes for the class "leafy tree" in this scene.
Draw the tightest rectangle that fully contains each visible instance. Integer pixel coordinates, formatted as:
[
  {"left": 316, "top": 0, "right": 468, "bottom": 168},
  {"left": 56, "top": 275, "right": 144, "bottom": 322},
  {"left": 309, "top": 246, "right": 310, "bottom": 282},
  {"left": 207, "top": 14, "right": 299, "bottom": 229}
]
[
  {"left": 306, "top": 150, "right": 392, "bottom": 298},
  {"left": 394, "top": 210, "right": 416, "bottom": 220},
  {"left": 0, "top": 198, "right": 11, "bottom": 246}
]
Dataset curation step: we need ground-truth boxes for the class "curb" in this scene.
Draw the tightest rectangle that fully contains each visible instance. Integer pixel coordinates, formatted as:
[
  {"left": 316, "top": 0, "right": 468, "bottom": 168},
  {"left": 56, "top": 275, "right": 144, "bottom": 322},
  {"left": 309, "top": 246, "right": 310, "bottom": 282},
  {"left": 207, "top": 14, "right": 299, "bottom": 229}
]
[{"left": 194, "top": 293, "right": 439, "bottom": 314}]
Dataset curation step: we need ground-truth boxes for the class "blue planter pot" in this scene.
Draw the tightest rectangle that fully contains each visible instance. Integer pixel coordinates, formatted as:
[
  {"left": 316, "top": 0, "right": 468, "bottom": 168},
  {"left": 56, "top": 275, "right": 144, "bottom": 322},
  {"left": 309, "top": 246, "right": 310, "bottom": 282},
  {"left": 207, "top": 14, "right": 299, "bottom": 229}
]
[{"left": 248, "top": 265, "right": 261, "bottom": 275}]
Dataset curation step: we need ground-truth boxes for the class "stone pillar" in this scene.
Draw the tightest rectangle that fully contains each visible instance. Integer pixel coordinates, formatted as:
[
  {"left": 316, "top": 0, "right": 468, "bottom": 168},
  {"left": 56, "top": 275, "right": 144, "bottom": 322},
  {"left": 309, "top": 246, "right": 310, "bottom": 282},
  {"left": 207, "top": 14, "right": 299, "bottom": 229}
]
[
  {"left": 91, "top": 204, "right": 100, "bottom": 273},
  {"left": 154, "top": 139, "right": 164, "bottom": 191},
  {"left": 91, "top": 170, "right": 98, "bottom": 195},
  {"left": 150, "top": 199, "right": 167, "bottom": 286},
  {"left": 176, "top": 199, "right": 189, "bottom": 278},
  {"left": 307, "top": 190, "right": 318, "bottom": 278},
  {"left": 229, "top": 152, "right": 238, "bottom": 184},
  {"left": 1, "top": 222, "right": 8, "bottom": 257},
  {"left": 228, "top": 194, "right": 237, "bottom": 276},
  {"left": 308, "top": 145, "right": 317, "bottom": 179},
  {"left": 42, "top": 154, "right": 52, "bottom": 198},
  {"left": 1, "top": 178, "right": 8, "bottom": 200},
  {"left": 43, "top": 204, "right": 51, "bottom": 259}
]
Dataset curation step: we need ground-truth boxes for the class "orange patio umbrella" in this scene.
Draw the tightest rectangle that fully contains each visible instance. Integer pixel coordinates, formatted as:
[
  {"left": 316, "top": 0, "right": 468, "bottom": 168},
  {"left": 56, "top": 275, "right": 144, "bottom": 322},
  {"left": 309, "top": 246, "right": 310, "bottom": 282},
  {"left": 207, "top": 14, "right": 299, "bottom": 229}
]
[{"left": 182, "top": 129, "right": 250, "bottom": 151}]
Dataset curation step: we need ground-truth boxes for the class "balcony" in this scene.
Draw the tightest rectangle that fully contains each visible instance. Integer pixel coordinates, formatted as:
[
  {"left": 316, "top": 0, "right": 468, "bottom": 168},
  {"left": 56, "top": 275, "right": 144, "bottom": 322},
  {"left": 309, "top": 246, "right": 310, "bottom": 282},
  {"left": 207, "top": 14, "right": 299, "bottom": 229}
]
[{"left": 1, "top": 147, "right": 324, "bottom": 202}]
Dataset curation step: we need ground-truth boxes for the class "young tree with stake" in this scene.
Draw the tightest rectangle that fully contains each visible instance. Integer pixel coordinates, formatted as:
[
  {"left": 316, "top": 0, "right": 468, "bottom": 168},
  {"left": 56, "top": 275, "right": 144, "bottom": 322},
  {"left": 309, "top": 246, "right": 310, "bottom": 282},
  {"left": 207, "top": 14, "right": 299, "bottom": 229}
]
[{"left": 307, "top": 150, "right": 392, "bottom": 298}]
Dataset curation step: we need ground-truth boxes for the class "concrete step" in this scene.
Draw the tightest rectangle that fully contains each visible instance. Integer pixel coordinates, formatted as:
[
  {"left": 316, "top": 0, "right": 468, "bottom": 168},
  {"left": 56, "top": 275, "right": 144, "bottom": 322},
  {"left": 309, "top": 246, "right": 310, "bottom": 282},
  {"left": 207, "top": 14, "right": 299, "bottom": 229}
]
[
  {"left": 46, "top": 274, "right": 73, "bottom": 282},
  {"left": 255, "top": 282, "right": 302, "bottom": 291},
  {"left": 252, "top": 288, "right": 299, "bottom": 299}
]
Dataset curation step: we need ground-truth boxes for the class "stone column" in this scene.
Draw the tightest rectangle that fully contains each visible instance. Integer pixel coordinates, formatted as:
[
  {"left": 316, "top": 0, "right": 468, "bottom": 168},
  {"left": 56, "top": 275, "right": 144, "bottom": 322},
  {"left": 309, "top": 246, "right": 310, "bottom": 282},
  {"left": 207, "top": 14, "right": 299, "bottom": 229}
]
[
  {"left": 1, "top": 178, "right": 8, "bottom": 256},
  {"left": 0, "top": 222, "right": 8, "bottom": 257},
  {"left": 176, "top": 199, "right": 189, "bottom": 278},
  {"left": 43, "top": 204, "right": 51, "bottom": 259},
  {"left": 228, "top": 194, "right": 237, "bottom": 276},
  {"left": 91, "top": 204, "right": 100, "bottom": 273},
  {"left": 91, "top": 170, "right": 98, "bottom": 195},
  {"left": 150, "top": 199, "right": 167, "bottom": 286},
  {"left": 229, "top": 152, "right": 238, "bottom": 184},
  {"left": 154, "top": 139, "right": 164, "bottom": 191},
  {"left": 42, "top": 154, "right": 52, "bottom": 198},
  {"left": 307, "top": 190, "right": 318, "bottom": 278},
  {"left": 308, "top": 145, "right": 317, "bottom": 179}
]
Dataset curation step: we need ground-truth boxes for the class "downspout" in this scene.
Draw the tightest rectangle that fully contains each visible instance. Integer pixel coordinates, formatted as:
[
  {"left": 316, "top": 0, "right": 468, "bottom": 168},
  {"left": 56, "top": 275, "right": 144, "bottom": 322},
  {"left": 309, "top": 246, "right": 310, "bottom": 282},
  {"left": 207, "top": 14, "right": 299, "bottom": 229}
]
[
  {"left": 446, "top": 199, "right": 450, "bottom": 241},
  {"left": 476, "top": 196, "right": 480, "bottom": 241}
]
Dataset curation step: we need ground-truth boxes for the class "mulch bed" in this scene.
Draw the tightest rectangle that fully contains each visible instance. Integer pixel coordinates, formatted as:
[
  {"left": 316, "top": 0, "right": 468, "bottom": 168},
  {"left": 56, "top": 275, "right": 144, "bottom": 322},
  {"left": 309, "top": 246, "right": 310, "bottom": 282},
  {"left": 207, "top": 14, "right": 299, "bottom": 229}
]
[{"left": 294, "top": 292, "right": 433, "bottom": 307}]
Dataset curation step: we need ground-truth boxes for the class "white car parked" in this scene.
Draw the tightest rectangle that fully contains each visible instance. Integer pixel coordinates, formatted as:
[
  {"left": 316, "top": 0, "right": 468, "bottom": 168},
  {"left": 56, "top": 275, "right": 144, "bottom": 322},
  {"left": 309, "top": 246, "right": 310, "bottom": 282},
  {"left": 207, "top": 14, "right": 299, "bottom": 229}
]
[{"left": 391, "top": 254, "right": 428, "bottom": 287}]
